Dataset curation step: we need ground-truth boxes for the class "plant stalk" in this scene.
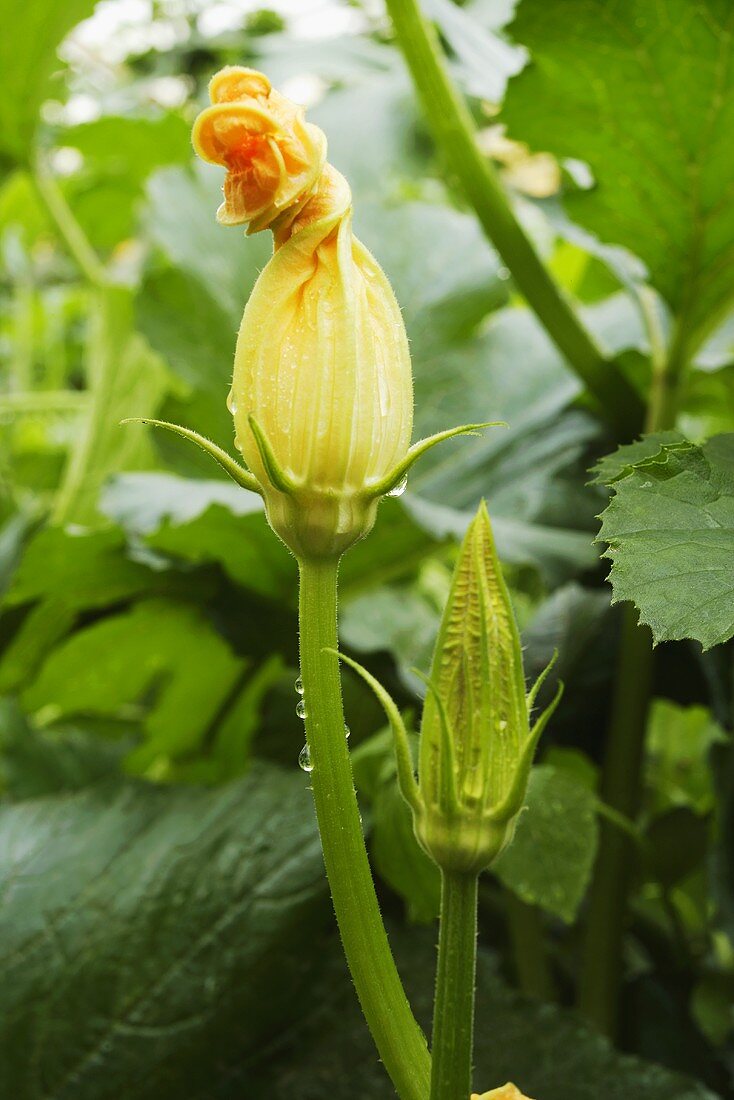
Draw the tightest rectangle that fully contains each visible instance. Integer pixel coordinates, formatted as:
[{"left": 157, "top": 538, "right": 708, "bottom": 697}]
[
  {"left": 579, "top": 323, "right": 688, "bottom": 1034},
  {"left": 505, "top": 892, "right": 555, "bottom": 1002},
  {"left": 384, "top": 0, "right": 644, "bottom": 439},
  {"left": 33, "top": 160, "right": 107, "bottom": 288},
  {"left": 430, "top": 870, "right": 478, "bottom": 1100},
  {"left": 298, "top": 556, "right": 431, "bottom": 1100}
]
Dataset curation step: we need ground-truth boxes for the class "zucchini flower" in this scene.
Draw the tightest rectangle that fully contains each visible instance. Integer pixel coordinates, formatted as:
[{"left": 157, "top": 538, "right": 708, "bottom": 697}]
[
  {"left": 337, "top": 502, "right": 561, "bottom": 874},
  {"left": 129, "top": 67, "right": 493, "bottom": 560},
  {"left": 472, "top": 1087, "right": 534, "bottom": 1100}
]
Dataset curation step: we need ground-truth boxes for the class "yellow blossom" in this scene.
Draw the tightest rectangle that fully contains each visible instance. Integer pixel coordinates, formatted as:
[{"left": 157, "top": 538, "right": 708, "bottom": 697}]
[{"left": 472, "top": 1084, "right": 534, "bottom": 1100}]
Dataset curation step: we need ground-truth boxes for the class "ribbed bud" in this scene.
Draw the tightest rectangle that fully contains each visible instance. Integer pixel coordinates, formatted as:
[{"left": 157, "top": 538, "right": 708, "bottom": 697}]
[
  {"left": 413, "top": 502, "right": 560, "bottom": 874},
  {"left": 192, "top": 67, "right": 413, "bottom": 558}
]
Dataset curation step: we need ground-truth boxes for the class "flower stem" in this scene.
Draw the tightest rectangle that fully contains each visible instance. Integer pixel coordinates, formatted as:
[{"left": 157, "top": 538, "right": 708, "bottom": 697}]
[
  {"left": 430, "top": 870, "right": 478, "bottom": 1100},
  {"left": 384, "top": 0, "right": 644, "bottom": 439},
  {"left": 297, "top": 556, "right": 431, "bottom": 1100}
]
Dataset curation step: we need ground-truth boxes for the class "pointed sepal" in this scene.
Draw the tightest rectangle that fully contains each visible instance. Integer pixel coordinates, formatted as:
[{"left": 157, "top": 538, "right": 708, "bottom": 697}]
[
  {"left": 487, "top": 680, "right": 563, "bottom": 826},
  {"left": 526, "top": 648, "right": 559, "bottom": 714},
  {"left": 412, "top": 668, "right": 459, "bottom": 812},
  {"left": 325, "top": 648, "right": 421, "bottom": 812},
  {"left": 366, "top": 421, "right": 507, "bottom": 498},
  {"left": 121, "top": 417, "right": 262, "bottom": 494},
  {"left": 247, "top": 414, "right": 301, "bottom": 494}
]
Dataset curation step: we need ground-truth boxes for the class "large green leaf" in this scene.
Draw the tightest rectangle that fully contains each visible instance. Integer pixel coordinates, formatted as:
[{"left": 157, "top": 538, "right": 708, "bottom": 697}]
[
  {"left": 250, "top": 924, "right": 716, "bottom": 1100},
  {"left": 0, "top": 0, "right": 97, "bottom": 166},
  {"left": 493, "top": 765, "right": 599, "bottom": 924},
  {"left": 502, "top": 0, "right": 734, "bottom": 347},
  {"left": 21, "top": 599, "right": 245, "bottom": 770},
  {"left": 596, "top": 433, "right": 734, "bottom": 648},
  {"left": 0, "top": 764, "right": 328, "bottom": 1099}
]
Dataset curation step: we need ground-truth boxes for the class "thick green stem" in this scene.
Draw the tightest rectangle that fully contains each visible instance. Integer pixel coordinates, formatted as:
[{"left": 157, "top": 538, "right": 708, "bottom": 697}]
[
  {"left": 384, "top": 0, "right": 644, "bottom": 439},
  {"left": 430, "top": 871, "right": 478, "bottom": 1100},
  {"left": 505, "top": 892, "right": 555, "bottom": 1002},
  {"left": 298, "top": 557, "right": 431, "bottom": 1100},
  {"left": 579, "top": 338, "right": 686, "bottom": 1034},
  {"left": 578, "top": 609, "right": 654, "bottom": 1032}
]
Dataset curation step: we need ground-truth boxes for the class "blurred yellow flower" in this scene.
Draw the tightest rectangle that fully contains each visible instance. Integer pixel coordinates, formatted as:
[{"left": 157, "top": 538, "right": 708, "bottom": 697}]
[{"left": 472, "top": 1085, "right": 534, "bottom": 1100}]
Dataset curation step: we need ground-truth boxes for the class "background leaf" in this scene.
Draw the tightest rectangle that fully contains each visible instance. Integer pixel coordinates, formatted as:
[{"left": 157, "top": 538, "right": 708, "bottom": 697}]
[
  {"left": 502, "top": 0, "right": 734, "bottom": 347},
  {"left": 0, "top": 0, "right": 97, "bottom": 166},
  {"left": 0, "top": 764, "right": 328, "bottom": 1099},
  {"left": 597, "top": 433, "right": 734, "bottom": 647}
]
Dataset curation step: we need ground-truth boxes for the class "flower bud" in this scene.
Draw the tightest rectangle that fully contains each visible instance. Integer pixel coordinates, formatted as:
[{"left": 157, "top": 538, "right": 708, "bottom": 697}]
[
  {"left": 412, "top": 502, "right": 560, "bottom": 873},
  {"left": 193, "top": 67, "right": 414, "bottom": 558},
  {"left": 334, "top": 502, "right": 561, "bottom": 876},
  {"left": 183, "top": 68, "right": 492, "bottom": 559}
]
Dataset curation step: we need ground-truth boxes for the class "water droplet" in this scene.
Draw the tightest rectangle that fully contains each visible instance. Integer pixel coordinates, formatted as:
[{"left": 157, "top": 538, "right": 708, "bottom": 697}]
[
  {"left": 234, "top": 437, "right": 243, "bottom": 453},
  {"left": 386, "top": 475, "right": 408, "bottom": 498},
  {"left": 299, "top": 743, "right": 313, "bottom": 772},
  {"left": 295, "top": 676, "right": 304, "bottom": 695},
  {"left": 296, "top": 699, "right": 307, "bottom": 719},
  {"left": 344, "top": 725, "right": 351, "bottom": 740},
  {"left": 497, "top": 266, "right": 510, "bottom": 280}
]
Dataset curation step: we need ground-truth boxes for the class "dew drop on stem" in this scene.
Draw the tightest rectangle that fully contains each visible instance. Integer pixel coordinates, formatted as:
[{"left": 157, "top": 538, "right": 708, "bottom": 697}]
[
  {"left": 296, "top": 699, "right": 307, "bottom": 719},
  {"left": 299, "top": 743, "right": 313, "bottom": 772},
  {"left": 386, "top": 475, "right": 407, "bottom": 498}
]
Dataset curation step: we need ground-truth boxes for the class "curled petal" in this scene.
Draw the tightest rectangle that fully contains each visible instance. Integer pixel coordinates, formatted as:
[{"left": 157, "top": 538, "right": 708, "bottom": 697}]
[{"left": 191, "top": 65, "right": 327, "bottom": 231}]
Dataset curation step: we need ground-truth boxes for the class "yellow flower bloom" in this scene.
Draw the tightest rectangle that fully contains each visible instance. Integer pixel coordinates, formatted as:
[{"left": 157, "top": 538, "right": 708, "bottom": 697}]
[
  {"left": 192, "top": 66, "right": 326, "bottom": 232},
  {"left": 186, "top": 67, "right": 490, "bottom": 559},
  {"left": 193, "top": 66, "right": 413, "bottom": 558},
  {"left": 472, "top": 1084, "right": 534, "bottom": 1100}
]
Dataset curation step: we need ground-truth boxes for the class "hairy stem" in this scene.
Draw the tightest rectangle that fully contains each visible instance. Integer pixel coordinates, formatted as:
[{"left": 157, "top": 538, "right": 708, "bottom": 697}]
[
  {"left": 298, "top": 557, "right": 431, "bottom": 1100},
  {"left": 384, "top": 0, "right": 644, "bottom": 438},
  {"left": 430, "top": 871, "right": 478, "bottom": 1100}
]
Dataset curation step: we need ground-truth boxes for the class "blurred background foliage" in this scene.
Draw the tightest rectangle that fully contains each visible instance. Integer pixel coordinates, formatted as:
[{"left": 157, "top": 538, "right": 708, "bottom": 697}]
[{"left": 0, "top": 1, "right": 733, "bottom": 1097}]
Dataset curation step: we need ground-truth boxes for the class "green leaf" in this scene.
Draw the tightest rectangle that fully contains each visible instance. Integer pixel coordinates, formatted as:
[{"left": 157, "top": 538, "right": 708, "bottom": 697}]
[
  {"left": 0, "top": 764, "right": 328, "bottom": 1099},
  {"left": 352, "top": 727, "right": 440, "bottom": 923},
  {"left": 372, "top": 781, "right": 440, "bottom": 923},
  {"left": 4, "top": 526, "right": 168, "bottom": 610},
  {"left": 0, "top": 698, "right": 132, "bottom": 799},
  {"left": 591, "top": 431, "right": 691, "bottom": 486},
  {"left": 597, "top": 433, "right": 734, "bottom": 648},
  {"left": 502, "top": 0, "right": 734, "bottom": 347},
  {"left": 645, "top": 698, "right": 726, "bottom": 816},
  {"left": 53, "top": 287, "right": 170, "bottom": 526},
  {"left": 251, "top": 923, "right": 716, "bottom": 1099},
  {"left": 102, "top": 473, "right": 296, "bottom": 603},
  {"left": 493, "top": 765, "right": 599, "bottom": 923},
  {"left": 0, "top": 0, "right": 97, "bottom": 166},
  {"left": 21, "top": 599, "right": 245, "bottom": 771}
]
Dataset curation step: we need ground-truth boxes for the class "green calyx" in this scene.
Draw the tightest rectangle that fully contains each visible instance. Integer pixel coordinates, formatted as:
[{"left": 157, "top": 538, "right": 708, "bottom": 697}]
[{"left": 333, "top": 501, "right": 561, "bottom": 876}]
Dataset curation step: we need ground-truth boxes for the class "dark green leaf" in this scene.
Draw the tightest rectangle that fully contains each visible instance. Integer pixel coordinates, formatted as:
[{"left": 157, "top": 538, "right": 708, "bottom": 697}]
[
  {"left": 0, "top": 765, "right": 328, "bottom": 1099},
  {"left": 597, "top": 434, "right": 734, "bottom": 648},
  {"left": 251, "top": 924, "right": 716, "bottom": 1099},
  {"left": 493, "top": 764, "right": 599, "bottom": 923}
]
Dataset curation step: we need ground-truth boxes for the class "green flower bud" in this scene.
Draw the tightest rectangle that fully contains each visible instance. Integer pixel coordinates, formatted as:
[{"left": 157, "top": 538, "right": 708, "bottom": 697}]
[
  {"left": 335, "top": 502, "right": 560, "bottom": 876},
  {"left": 413, "top": 501, "right": 560, "bottom": 873}
]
